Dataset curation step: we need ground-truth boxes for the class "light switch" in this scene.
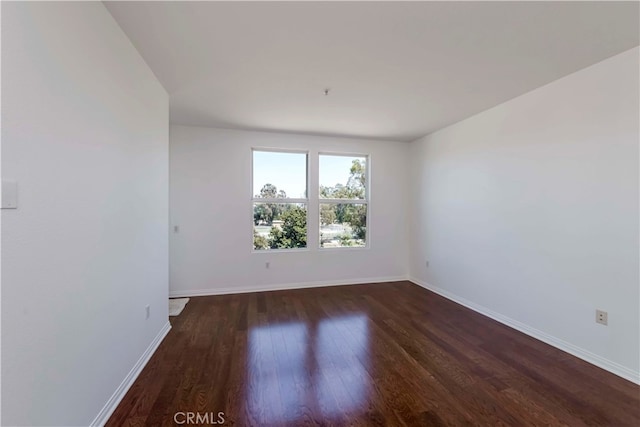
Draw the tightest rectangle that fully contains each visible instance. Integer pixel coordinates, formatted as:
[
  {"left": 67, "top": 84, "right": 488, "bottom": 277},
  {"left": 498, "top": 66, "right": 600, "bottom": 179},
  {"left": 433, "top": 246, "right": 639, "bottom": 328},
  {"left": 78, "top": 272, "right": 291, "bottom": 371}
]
[{"left": 2, "top": 181, "right": 18, "bottom": 209}]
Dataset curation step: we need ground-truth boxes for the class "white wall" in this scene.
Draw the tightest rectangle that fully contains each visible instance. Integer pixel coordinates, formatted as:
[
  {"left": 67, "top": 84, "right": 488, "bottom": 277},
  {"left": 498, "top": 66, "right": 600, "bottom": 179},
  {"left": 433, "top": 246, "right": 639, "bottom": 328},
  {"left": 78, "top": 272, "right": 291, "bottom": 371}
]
[
  {"left": 2, "top": 3, "right": 169, "bottom": 425},
  {"left": 408, "top": 47, "right": 640, "bottom": 383},
  {"left": 170, "top": 125, "right": 408, "bottom": 296},
  {"left": 0, "top": 2, "right": 4, "bottom": 424}
]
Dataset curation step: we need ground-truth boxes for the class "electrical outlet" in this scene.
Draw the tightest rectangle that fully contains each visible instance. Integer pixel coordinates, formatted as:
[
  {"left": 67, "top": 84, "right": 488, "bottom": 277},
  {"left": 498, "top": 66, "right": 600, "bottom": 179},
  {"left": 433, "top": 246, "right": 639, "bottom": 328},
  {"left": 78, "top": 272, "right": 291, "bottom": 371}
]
[
  {"left": 265, "top": 262, "right": 270, "bottom": 269},
  {"left": 596, "top": 309, "right": 607, "bottom": 325},
  {"left": 174, "top": 225, "right": 179, "bottom": 233},
  {"left": 145, "top": 305, "right": 150, "bottom": 320},
  {"left": 425, "top": 260, "right": 430, "bottom": 268}
]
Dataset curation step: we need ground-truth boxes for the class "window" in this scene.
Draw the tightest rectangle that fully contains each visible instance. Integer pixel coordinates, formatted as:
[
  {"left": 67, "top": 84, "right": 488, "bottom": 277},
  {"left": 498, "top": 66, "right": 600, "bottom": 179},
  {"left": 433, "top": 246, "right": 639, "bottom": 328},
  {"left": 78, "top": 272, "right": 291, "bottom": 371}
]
[
  {"left": 252, "top": 150, "right": 308, "bottom": 250},
  {"left": 319, "top": 154, "right": 368, "bottom": 248}
]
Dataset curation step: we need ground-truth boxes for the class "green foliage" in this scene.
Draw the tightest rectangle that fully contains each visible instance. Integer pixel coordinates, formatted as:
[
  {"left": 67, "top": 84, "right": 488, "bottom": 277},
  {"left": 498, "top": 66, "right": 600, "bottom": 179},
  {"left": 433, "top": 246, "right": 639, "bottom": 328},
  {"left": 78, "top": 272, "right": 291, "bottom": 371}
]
[
  {"left": 320, "top": 204, "right": 336, "bottom": 225},
  {"left": 338, "top": 234, "right": 355, "bottom": 246},
  {"left": 320, "top": 160, "right": 365, "bottom": 201},
  {"left": 342, "top": 204, "right": 367, "bottom": 240},
  {"left": 348, "top": 159, "right": 366, "bottom": 189},
  {"left": 253, "top": 203, "right": 273, "bottom": 225},
  {"left": 259, "top": 183, "right": 278, "bottom": 198},
  {"left": 268, "top": 206, "right": 307, "bottom": 249},
  {"left": 254, "top": 183, "right": 287, "bottom": 224},
  {"left": 253, "top": 183, "right": 306, "bottom": 250},
  {"left": 253, "top": 230, "right": 269, "bottom": 250}
]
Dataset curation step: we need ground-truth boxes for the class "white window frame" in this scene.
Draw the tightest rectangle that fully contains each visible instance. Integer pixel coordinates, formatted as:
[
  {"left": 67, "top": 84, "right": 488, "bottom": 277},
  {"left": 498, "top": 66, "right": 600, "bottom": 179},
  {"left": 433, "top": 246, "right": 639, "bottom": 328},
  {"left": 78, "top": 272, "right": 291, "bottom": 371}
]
[
  {"left": 318, "top": 152, "right": 370, "bottom": 250},
  {"left": 251, "top": 148, "right": 310, "bottom": 252}
]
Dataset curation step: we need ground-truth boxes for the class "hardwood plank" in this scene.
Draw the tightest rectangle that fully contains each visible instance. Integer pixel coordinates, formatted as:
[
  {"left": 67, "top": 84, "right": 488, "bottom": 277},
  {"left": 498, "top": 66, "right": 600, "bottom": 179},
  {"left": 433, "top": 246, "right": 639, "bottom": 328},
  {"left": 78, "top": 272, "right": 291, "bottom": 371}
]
[{"left": 107, "top": 281, "right": 640, "bottom": 426}]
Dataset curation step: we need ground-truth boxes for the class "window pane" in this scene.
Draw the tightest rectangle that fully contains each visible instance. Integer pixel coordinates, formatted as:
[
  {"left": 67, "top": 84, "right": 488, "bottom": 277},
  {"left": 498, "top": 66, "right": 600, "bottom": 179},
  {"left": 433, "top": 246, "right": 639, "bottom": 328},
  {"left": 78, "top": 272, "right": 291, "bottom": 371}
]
[
  {"left": 254, "top": 203, "right": 307, "bottom": 250},
  {"left": 319, "top": 155, "right": 366, "bottom": 199},
  {"left": 253, "top": 151, "right": 307, "bottom": 199},
  {"left": 319, "top": 203, "right": 366, "bottom": 248}
]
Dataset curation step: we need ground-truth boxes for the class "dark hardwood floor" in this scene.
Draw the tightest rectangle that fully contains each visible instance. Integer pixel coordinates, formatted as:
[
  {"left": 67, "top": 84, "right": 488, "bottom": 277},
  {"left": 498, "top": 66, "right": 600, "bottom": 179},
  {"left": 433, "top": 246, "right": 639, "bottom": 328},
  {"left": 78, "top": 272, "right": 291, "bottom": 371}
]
[{"left": 107, "top": 281, "right": 640, "bottom": 426}]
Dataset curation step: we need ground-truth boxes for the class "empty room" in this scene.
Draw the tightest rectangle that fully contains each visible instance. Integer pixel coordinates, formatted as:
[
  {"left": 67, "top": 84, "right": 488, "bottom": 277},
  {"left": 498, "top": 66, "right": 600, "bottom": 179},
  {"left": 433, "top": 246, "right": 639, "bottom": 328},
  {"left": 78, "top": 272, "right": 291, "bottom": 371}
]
[{"left": 1, "top": 1, "right": 639, "bottom": 426}]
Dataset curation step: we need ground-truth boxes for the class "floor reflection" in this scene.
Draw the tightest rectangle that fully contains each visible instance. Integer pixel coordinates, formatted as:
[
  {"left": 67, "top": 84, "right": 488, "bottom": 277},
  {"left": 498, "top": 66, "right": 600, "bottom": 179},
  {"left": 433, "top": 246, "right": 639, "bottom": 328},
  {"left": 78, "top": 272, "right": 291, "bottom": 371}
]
[
  {"left": 316, "top": 315, "right": 370, "bottom": 418},
  {"left": 247, "top": 322, "right": 309, "bottom": 424},
  {"left": 247, "top": 314, "right": 370, "bottom": 425}
]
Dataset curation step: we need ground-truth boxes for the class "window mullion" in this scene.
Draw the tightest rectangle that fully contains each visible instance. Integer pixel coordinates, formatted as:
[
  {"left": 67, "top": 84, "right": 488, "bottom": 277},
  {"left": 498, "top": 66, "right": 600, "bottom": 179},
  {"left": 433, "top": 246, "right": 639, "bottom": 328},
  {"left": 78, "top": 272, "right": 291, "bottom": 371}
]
[
  {"left": 253, "top": 198, "right": 308, "bottom": 204},
  {"left": 318, "top": 198, "right": 367, "bottom": 204}
]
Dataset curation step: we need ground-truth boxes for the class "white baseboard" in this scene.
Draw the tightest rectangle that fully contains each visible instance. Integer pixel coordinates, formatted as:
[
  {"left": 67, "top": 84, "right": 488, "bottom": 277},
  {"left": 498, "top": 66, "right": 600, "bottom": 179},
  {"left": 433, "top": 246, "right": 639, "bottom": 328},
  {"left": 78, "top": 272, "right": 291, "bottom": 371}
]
[
  {"left": 408, "top": 277, "right": 640, "bottom": 385},
  {"left": 91, "top": 321, "right": 172, "bottom": 426},
  {"left": 169, "top": 275, "right": 409, "bottom": 298}
]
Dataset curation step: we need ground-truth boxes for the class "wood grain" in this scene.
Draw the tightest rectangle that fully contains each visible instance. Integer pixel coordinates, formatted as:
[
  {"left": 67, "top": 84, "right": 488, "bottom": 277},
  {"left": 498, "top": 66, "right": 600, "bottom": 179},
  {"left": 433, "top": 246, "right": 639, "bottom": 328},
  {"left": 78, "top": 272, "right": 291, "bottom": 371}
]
[{"left": 107, "top": 281, "right": 640, "bottom": 426}]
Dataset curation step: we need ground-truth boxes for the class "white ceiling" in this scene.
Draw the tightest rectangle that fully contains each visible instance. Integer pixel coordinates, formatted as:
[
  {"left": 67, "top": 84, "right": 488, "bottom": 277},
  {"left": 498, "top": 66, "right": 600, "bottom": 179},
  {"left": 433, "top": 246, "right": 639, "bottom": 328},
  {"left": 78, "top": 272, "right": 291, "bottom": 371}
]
[{"left": 105, "top": 1, "right": 639, "bottom": 142}]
